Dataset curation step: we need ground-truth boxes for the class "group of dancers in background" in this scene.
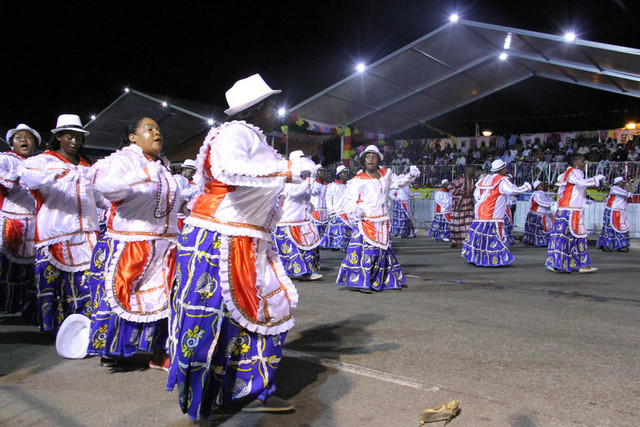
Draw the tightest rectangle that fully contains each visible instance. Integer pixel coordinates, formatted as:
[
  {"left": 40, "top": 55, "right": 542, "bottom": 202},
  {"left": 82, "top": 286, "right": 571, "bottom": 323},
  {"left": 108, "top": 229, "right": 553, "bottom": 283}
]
[
  {"left": 0, "top": 73, "right": 635, "bottom": 420},
  {"left": 427, "top": 156, "right": 635, "bottom": 273}
]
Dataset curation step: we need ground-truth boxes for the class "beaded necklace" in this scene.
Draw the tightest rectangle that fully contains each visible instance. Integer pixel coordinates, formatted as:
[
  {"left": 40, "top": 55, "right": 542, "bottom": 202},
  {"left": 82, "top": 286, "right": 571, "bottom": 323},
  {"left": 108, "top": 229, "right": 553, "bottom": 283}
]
[{"left": 153, "top": 165, "right": 178, "bottom": 218}]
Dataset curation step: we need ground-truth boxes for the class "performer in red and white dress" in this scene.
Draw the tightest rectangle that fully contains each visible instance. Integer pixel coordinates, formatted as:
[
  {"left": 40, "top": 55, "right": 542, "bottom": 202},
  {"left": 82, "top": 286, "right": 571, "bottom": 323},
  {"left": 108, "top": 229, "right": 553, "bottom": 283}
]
[
  {"left": 389, "top": 183, "right": 419, "bottom": 238},
  {"left": 597, "top": 176, "right": 634, "bottom": 252},
  {"left": 86, "top": 117, "right": 181, "bottom": 370},
  {"left": 20, "top": 114, "right": 104, "bottom": 332},
  {"left": 429, "top": 179, "right": 452, "bottom": 241},
  {"left": 322, "top": 165, "right": 352, "bottom": 250},
  {"left": 336, "top": 145, "right": 419, "bottom": 292},
  {"left": 272, "top": 177, "right": 323, "bottom": 281},
  {"left": 522, "top": 180, "right": 553, "bottom": 246},
  {"left": 462, "top": 160, "right": 531, "bottom": 267},
  {"left": 168, "top": 74, "right": 316, "bottom": 418},
  {"left": 0, "top": 124, "right": 38, "bottom": 319},
  {"left": 545, "top": 154, "right": 605, "bottom": 273},
  {"left": 174, "top": 159, "right": 199, "bottom": 231},
  {"left": 310, "top": 165, "right": 329, "bottom": 237}
]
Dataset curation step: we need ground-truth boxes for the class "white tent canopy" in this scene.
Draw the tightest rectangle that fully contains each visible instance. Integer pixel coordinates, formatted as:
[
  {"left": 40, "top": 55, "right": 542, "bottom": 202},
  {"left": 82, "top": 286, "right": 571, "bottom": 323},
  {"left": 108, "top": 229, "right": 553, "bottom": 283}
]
[{"left": 291, "top": 19, "right": 640, "bottom": 135}]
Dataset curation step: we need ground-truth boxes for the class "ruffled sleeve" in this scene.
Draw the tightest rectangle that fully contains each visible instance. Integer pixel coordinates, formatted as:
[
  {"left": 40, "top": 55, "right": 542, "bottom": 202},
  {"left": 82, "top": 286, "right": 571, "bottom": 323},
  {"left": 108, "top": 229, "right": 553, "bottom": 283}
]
[
  {"left": 20, "top": 154, "right": 79, "bottom": 190},
  {"left": 206, "top": 123, "right": 291, "bottom": 188},
  {"left": 93, "top": 151, "right": 151, "bottom": 201},
  {"left": 0, "top": 154, "right": 19, "bottom": 190}
]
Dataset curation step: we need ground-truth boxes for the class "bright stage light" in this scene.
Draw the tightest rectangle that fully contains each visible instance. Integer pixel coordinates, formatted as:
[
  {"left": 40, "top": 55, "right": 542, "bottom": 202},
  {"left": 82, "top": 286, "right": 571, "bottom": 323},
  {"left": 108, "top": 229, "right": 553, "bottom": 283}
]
[
  {"left": 207, "top": 119, "right": 214, "bottom": 125},
  {"left": 482, "top": 130, "right": 492, "bottom": 137},
  {"left": 90, "top": 115, "right": 96, "bottom": 120},
  {"left": 503, "top": 33, "right": 512, "bottom": 50},
  {"left": 278, "top": 108, "right": 286, "bottom": 117},
  {"left": 124, "top": 87, "right": 130, "bottom": 93},
  {"left": 564, "top": 32, "right": 576, "bottom": 42},
  {"left": 499, "top": 52, "right": 508, "bottom": 60},
  {"left": 625, "top": 122, "right": 637, "bottom": 129},
  {"left": 162, "top": 101, "right": 168, "bottom": 107},
  {"left": 356, "top": 63, "right": 366, "bottom": 73},
  {"left": 449, "top": 14, "right": 459, "bottom": 23}
]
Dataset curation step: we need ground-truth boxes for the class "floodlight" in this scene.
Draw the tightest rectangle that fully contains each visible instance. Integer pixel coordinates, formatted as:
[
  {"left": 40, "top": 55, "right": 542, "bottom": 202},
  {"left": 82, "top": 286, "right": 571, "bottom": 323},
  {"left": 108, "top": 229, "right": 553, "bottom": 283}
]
[
  {"left": 449, "top": 14, "right": 459, "bottom": 23},
  {"left": 564, "top": 32, "right": 576, "bottom": 42},
  {"left": 356, "top": 63, "right": 366, "bottom": 73},
  {"left": 499, "top": 52, "right": 508, "bottom": 60},
  {"left": 278, "top": 108, "right": 286, "bottom": 117},
  {"left": 162, "top": 101, "right": 168, "bottom": 107},
  {"left": 207, "top": 119, "right": 214, "bottom": 125}
]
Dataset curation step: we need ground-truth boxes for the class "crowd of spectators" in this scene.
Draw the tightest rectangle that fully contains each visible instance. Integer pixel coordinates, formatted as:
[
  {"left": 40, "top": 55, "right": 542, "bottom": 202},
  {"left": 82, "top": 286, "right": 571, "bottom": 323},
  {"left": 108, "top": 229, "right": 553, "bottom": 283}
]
[{"left": 345, "top": 132, "right": 640, "bottom": 188}]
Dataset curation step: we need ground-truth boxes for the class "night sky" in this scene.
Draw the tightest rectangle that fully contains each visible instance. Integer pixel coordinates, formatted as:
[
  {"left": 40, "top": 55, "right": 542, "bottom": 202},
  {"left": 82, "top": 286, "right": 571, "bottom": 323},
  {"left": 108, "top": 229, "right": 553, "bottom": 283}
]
[{"left": 3, "top": 0, "right": 639, "bottom": 138}]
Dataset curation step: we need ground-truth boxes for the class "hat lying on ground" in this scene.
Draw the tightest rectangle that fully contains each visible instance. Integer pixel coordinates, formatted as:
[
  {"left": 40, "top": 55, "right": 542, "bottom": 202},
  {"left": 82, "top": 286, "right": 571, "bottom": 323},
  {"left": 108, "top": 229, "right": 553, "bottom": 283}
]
[{"left": 55, "top": 314, "right": 91, "bottom": 359}]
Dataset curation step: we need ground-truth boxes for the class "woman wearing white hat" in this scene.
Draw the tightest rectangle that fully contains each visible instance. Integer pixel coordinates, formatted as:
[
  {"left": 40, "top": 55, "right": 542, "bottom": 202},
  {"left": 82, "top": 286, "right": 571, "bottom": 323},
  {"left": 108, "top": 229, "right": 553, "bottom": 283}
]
[
  {"left": 462, "top": 159, "right": 531, "bottom": 267},
  {"left": 522, "top": 180, "right": 553, "bottom": 246},
  {"left": 596, "top": 177, "right": 634, "bottom": 252},
  {"left": 322, "top": 165, "right": 352, "bottom": 250},
  {"left": 19, "top": 114, "right": 103, "bottom": 331},
  {"left": 173, "top": 159, "right": 199, "bottom": 231},
  {"left": 272, "top": 174, "right": 323, "bottom": 281},
  {"left": 545, "top": 154, "right": 605, "bottom": 273},
  {"left": 335, "top": 144, "right": 420, "bottom": 292},
  {"left": 311, "top": 164, "right": 329, "bottom": 240},
  {"left": 429, "top": 179, "right": 452, "bottom": 242},
  {"left": 0, "top": 124, "right": 39, "bottom": 318},
  {"left": 168, "top": 74, "right": 316, "bottom": 418},
  {"left": 85, "top": 116, "right": 181, "bottom": 370}
]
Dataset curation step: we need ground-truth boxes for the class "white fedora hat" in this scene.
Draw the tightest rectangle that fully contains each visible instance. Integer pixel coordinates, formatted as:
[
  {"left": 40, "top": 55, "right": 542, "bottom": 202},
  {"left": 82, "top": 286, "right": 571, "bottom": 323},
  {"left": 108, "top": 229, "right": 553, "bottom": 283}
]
[
  {"left": 532, "top": 180, "right": 541, "bottom": 189},
  {"left": 360, "top": 144, "right": 384, "bottom": 161},
  {"left": 181, "top": 159, "right": 197, "bottom": 169},
  {"left": 441, "top": 179, "right": 450, "bottom": 186},
  {"left": 491, "top": 159, "right": 506, "bottom": 172},
  {"left": 224, "top": 74, "right": 281, "bottom": 116},
  {"left": 613, "top": 177, "right": 626, "bottom": 185},
  {"left": 335, "top": 165, "right": 348, "bottom": 175},
  {"left": 6, "top": 123, "right": 41, "bottom": 144},
  {"left": 315, "top": 164, "right": 326, "bottom": 171},
  {"left": 55, "top": 314, "right": 91, "bottom": 359},
  {"left": 51, "top": 114, "right": 90, "bottom": 135}
]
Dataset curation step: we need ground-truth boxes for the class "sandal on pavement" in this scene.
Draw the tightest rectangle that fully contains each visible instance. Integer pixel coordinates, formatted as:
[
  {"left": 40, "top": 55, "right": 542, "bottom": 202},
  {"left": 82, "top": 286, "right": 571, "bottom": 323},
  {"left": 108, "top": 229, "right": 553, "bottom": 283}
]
[{"left": 241, "top": 396, "right": 294, "bottom": 413}]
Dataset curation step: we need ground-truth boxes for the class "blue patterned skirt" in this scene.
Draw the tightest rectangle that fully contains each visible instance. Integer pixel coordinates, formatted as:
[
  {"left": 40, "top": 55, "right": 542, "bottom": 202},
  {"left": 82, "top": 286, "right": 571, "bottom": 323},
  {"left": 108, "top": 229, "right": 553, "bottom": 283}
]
[
  {"left": 34, "top": 248, "right": 91, "bottom": 332},
  {"left": 390, "top": 202, "right": 414, "bottom": 237},
  {"left": 522, "top": 212, "right": 550, "bottom": 246},
  {"left": 545, "top": 210, "right": 590, "bottom": 272},
  {"left": 312, "top": 219, "right": 327, "bottom": 237},
  {"left": 596, "top": 209, "right": 630, "bottom": 251},
  {"left": 428, "top": 214, "right": 451, "bottom": 241},
  {"left": 335, "top": 227, "right": 405, "bottom": 291},
  {"left": 503, "top": 214, "right": 514, "bottom": 246},
  {"left": 86, "top": 238, "right": 168, "bottom": 358},
  {"left": 168, "top": 226, "right": 286, "bottom": 420},
  {"left": 320, "top": 215, "right": 352, "bottom": 250},
  {"left": 272, "top": 226, "right": 320, "bottom": 276},
  {"left": 0, "top": 254, "right": 36, "bottom": 322},
  {"left": 462, "top": 221, "right": 515, "bottom": 267}
]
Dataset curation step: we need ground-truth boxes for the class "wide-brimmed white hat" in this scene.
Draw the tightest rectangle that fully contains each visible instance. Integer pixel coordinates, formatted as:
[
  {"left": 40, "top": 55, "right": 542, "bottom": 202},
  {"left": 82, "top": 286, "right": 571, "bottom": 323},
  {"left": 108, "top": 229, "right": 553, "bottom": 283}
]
[
  {"left": 316, "top": 164, "right": 326, "bottom": 171},
  {"left": 441, "top": 179, "right": 450, "bottom": 186},
  {"left": 55, "top": 314, "right": 91, "bottom": 359},
  {"left": 613, "top": 177, "right": 626, "bottom": 185},
  {"left": 181, "top": 159, "right": 196, "bottom": 169},
  {"left": 335, "top": 165, "right": 348, "bottom": 175},
  {"left": 532, "top": 180, "right": 541, "bottom": 189},
  {"left": 491, "top": 159, "right": 506, "bottom": 172},
  {"left": 360, "top": 144, "right": 384, "bottom": 161},
  {"left": 224, "top": 74, "right": 281, "bottom": 116},
  {"left": 51, "top": 114, "right": 90, "bottom": 135},
  {"left": 6, "top": 123, "right": 41, "bottom": 144}
]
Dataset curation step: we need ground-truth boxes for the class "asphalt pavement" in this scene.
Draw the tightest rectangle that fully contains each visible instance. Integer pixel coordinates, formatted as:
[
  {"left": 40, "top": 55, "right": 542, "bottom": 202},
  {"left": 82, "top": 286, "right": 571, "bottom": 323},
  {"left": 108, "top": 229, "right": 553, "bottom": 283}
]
[{"left": 1, "top": 231, "right": 638, "bottom": 426}]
